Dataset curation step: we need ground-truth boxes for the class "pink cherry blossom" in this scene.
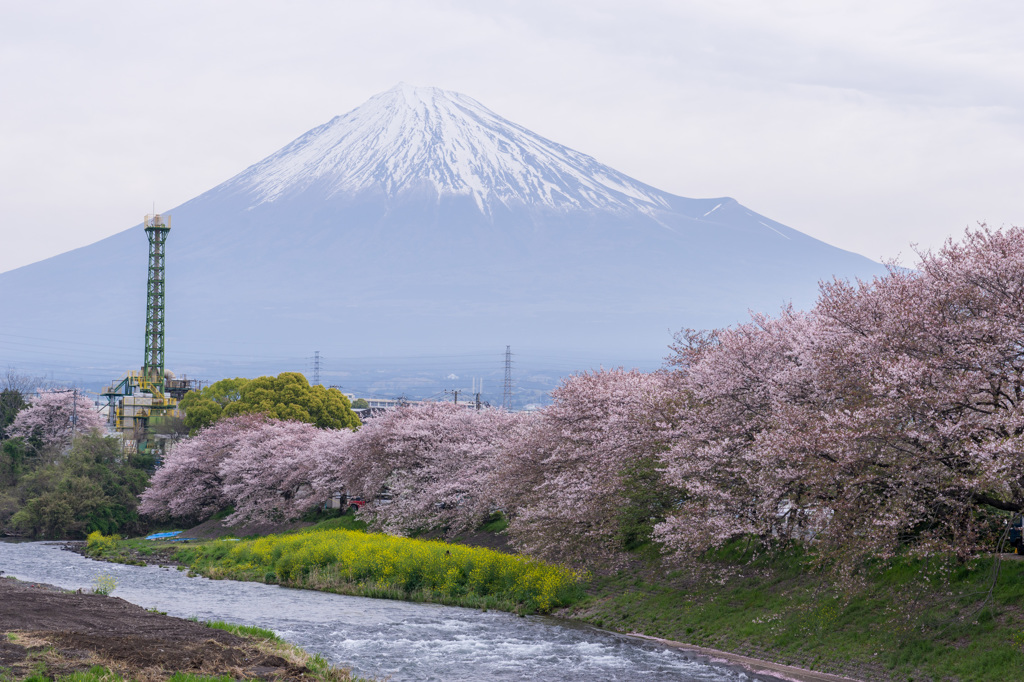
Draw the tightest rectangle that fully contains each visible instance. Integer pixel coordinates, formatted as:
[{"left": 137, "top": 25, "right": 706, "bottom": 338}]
[{"left": 8, "top": 388, "right": 106, "bottom": 452}]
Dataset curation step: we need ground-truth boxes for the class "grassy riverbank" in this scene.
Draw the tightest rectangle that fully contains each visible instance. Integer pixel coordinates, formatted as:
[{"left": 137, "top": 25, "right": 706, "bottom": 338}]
[
  {"left": 85, "top": 523, "right": 1024, "bottom": 680},
  {"left": 565, "top": 540, "right": 1024, "bottom": 682},
  {"left": 87, "top": 526, "right": 585, "bottom": 615}
]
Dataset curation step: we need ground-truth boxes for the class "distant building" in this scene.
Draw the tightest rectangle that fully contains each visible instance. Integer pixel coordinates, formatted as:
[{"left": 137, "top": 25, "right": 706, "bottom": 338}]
[{"left": 355, "top": 397, "right": 427, "bottom": 410}]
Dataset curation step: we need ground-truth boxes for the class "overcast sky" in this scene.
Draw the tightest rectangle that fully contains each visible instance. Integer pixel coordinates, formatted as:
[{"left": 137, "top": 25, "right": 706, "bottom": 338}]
[{"left": 2, "top": 0, "right": 1022, "bottom": 274}]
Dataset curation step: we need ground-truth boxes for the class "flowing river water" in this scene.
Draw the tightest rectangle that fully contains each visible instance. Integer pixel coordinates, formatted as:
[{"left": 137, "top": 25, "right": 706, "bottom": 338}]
[{"left": 0, "top": 541, "right": 781, "bottom": 681}]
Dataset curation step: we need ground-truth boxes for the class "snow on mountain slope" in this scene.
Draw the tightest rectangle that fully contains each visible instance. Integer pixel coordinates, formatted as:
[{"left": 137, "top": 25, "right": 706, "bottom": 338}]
[
  {"left": 223, "top": 83, "right": 672, "bottom": 215},
  {"left": 0, "top": 84, "right": 888, "bottom": 390}
]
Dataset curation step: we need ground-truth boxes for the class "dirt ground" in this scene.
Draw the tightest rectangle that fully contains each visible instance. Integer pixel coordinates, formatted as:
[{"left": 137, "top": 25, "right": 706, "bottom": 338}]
[
  {"left": 179, "top": 518, "right": 315, "bottom": 541},
  {"left": 421, "top": 528, "right": 515, "bottom": 554},
  {"left": 0, "top": 576, "right": 320, "bottom": 680}
]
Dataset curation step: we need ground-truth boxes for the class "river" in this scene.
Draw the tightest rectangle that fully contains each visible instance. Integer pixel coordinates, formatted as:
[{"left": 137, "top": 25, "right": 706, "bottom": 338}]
[{"left": 0, "top": 541, "right": 778, "bottom": 681}]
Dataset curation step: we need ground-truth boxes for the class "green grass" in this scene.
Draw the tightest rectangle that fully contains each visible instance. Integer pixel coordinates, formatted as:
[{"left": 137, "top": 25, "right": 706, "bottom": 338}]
[
  {"left": 478, "top": 511, "right": 509, "bottom": 534},
  {"left": 566, "top": 538, "right": 1024, "bottom": 681},
  {"left": 203, "top": 620, "right": 281, "bottom": 642},
  {"left": 308, "top": 512, "right": 368, "bottom": 533}
]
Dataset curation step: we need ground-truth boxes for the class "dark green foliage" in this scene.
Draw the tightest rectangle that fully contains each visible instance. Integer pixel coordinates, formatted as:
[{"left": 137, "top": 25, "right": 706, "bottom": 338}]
[
  {"left": 180, "top": 373, "right": 360, "bottom": 434},
  {"left": 615, "top": 453, "right": 680, "bottom": 551},
  {"left": 1, "top": 433, "right": 151, "bottom": 539},
  {"left": 178, "top": 376, "right": 251, "bottom": 433},
  {"left": 0, "top": 437, "right": 28, "bottom": 486},
  {"left": 178, "top": 395, "right": 225, "bottom": 434},
  {"left": 479, "top": 511, "right": 509, "bottom": 533},
  {"left": 350, "top": 398, "right": 369, "bottom": 409},
  {"left": 0, "top": 387, "right": 27, "bottom": 440}
]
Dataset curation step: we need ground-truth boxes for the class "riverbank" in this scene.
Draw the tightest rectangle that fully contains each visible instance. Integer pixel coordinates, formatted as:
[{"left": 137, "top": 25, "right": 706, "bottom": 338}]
[
  {"left": 561, "top": 542, "right": 1024, "bottom": 682},
  {"left": 0, "top": 575, "right": 364, "bottom": 681},
  {"left": 79, "top": 524, "right": 1024, "bottom": 681},
  {"left": 76, "top": 527, "right": 870, "bottom": 681}
]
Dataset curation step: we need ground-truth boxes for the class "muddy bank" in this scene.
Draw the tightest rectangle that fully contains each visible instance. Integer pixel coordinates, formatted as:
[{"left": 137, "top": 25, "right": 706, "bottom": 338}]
[{"left": 0, "top": 576, "right": 351, "bottom": 680}]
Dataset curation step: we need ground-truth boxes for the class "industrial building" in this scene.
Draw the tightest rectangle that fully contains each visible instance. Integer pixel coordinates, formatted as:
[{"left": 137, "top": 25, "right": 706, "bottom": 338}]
[{"left": 101, "top": 214, "right": 196, "bottom": 458}]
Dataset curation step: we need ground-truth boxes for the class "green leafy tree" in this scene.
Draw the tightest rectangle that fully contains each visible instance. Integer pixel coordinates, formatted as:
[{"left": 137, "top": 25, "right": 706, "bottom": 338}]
[
  {"left": 179, "top": 377, "right": 250, "bottom": 434},
  {"left": 5, "top": 433, "right": 150, "bottom": 538},
  {"left": 351, "top": 398, "right": 369, "bottom": 409},
  {"left": 0, "top": 388, "right": 27, "bottom": 441},
  {"left": 0, "top": 438, "right": 28, "bottom": 487},
  {"left": 181, "top": 373, "right": 359, "bottom": 433}
]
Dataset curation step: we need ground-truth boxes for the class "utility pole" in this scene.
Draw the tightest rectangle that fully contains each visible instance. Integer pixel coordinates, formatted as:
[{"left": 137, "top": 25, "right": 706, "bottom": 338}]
[
  {"left": 502, "top": 345, "right": 513, "bottom": 410},
  {"left": 446, "top": 389, "right": 460, "bottom": 405},
  {"left": 71, "top": 387, "right": 78, "bottom": 438},
  {"left": 475, "top": 392, "right": 482, "bottom": 410}
]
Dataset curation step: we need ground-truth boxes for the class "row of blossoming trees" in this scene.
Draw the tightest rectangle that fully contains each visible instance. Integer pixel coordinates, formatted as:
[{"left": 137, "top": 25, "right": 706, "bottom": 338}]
[{"left": 141, "top": 226, "right": 1024, "bottom": 565}]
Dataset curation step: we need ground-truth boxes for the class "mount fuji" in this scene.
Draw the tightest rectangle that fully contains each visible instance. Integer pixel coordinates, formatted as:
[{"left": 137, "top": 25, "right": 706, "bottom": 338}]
[{"left": 0, "top": 84, "right": 885, "bottom": 393}]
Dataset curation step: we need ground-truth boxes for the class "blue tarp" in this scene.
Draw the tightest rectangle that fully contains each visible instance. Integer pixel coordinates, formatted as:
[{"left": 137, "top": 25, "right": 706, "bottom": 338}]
[{"left": 144, "top": 531, "right": 183, "bottom": 540}]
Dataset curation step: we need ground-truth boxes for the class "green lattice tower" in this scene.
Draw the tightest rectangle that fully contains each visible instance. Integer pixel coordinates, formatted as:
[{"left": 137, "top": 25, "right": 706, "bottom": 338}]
[{"left": 143, "top": 213, "right": 170, "bottom": 393}]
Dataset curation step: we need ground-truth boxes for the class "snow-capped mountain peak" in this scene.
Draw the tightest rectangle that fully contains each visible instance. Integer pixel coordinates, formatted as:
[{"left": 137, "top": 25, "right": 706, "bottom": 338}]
[{"left": 226, "top": 84, "right": 672, "bottom": 214}]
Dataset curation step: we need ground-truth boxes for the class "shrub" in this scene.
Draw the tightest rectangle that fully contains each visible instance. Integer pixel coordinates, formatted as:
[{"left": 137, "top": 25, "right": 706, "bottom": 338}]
[
  {"left": 85, "top": 530, "right": 121, "bottom": 556},
  {"left": 182, "top": 528, "right": 586, "bottom": 613},
  {"left": 92, "top": 572, "right": 117, "bottom": 595}
]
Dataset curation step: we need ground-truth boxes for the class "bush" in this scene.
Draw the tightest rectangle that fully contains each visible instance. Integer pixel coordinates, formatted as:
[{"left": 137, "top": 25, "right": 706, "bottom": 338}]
[
  {"left": 4, "top": 433, "right": 150, "bottom": 539},
  {"left": 86, "top": 530, "right": 121, "bottom": 556},
  {"left": 91, "top": 572, "right": 117, "bottom": 595},
  {"left": 182, "top": 528, "right": 586, "bottom": 613}
]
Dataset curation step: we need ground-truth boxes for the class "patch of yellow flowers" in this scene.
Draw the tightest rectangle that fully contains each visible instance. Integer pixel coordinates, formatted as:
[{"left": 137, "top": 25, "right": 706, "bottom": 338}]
[
  {"left": 86, "top": 530, "right": 121, "bottom": 556},
  {"left": 201, "top": 528, "right": 586, "bottom": 613}
]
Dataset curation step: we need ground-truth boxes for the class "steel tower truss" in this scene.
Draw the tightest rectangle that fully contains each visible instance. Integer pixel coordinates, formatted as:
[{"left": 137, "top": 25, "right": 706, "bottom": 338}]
[{"left": 143, "top": 213, "right": 170, "bottom": 392}]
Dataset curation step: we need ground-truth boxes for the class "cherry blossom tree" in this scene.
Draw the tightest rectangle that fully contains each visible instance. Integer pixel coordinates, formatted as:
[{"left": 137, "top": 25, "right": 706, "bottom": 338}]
[
  {"left": 655, "top": 225, "right": 1024, "bottom": 562},
  {"left": 340, "top": 402, "right": 528, "bottom": 537},
  {"left": 141, "top": 413, "right": 358, "bottom": 524},
  {"left": 217, "top": 417, "right": 329, "bottom": 524},
  {"left": 140, "top": 414, "right": 261, "bottom": 521},
  {"left": 8, "top": 388, "right": 106, "bottom": 454},
  {"left": 805, "top": 225, "right": 1024, "bottom": 558},
  {"left": 140, "top": 226, "right": 1024, "bottom": 565},
  {"left": 654, "top": 310, "right": 829, "bottom": 559},
  {"left": 498, "top": 369, "right": 679, "bottom": 565}
]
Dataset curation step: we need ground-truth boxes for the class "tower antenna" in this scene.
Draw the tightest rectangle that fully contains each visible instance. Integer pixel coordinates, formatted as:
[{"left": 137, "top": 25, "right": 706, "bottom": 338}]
[
  {"left": 143, "top": 213, "right": 170, "bottom": 387},
  {"left": 502, "top": 345, "right": 513, "bottom": 410},
  {"left": 312, "top": 350, "right": 321, "bottom": 386}
]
